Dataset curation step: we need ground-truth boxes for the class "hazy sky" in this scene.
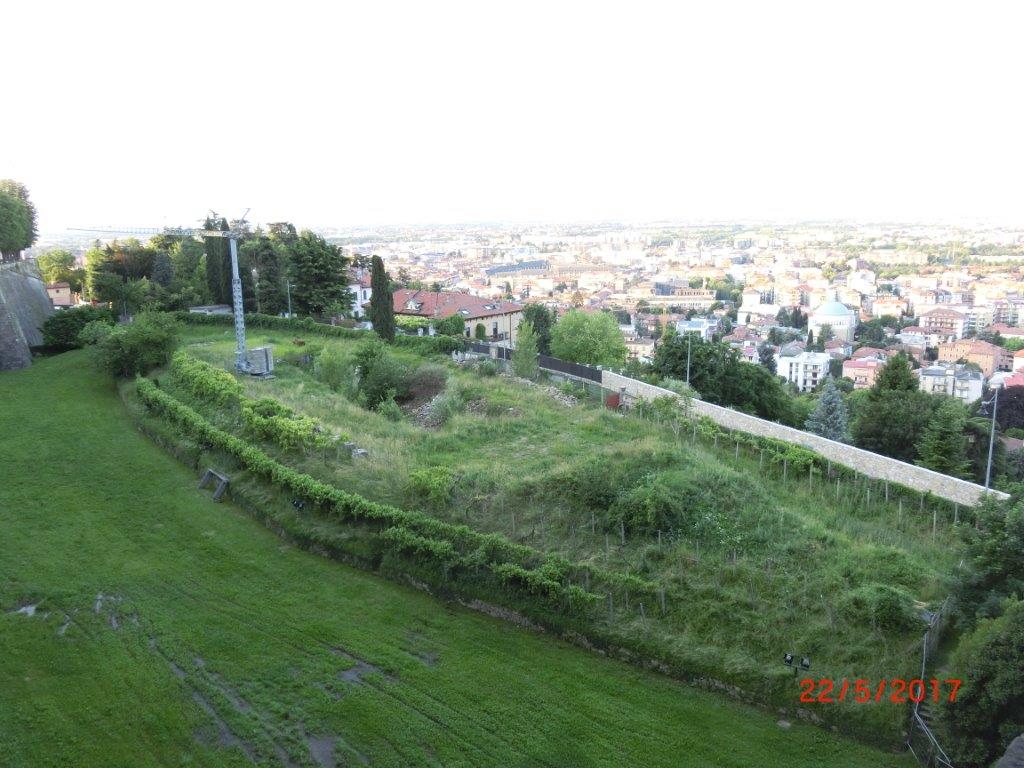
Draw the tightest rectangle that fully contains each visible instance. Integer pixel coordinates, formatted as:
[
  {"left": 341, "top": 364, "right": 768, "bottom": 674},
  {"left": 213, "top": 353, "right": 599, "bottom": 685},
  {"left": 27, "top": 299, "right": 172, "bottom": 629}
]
[{"left": 5, "top": 1, "right": 1023, "bottom": 232}]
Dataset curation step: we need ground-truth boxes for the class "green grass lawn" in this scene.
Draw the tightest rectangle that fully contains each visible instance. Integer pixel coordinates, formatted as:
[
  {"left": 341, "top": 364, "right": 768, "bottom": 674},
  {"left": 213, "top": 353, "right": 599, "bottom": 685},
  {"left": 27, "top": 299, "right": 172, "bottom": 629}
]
[
  {"left": 0, "top": 351, "right": 914, "bottom": 766},
  {"left": 170, "top": 326, "right": 959, "bottom": 742}
]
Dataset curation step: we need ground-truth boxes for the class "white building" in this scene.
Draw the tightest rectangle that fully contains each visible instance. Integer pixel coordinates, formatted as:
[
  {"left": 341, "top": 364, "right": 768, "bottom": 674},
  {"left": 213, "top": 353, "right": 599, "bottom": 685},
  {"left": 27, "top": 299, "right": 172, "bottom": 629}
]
[
  {"left": 675, "top": 317, "right": 719, "bottom": 341},
  {"left": 809, "top": 299, "right": 857, "bottom": 344},
  {"left": 777, "top": 351, "right": 832, "bottom": 393},
  {"left": 348, "top": 269, "right": 372, "bottom": 319},
  {"left": 917, "top": 364, "right": 984, "bottom": 404}
]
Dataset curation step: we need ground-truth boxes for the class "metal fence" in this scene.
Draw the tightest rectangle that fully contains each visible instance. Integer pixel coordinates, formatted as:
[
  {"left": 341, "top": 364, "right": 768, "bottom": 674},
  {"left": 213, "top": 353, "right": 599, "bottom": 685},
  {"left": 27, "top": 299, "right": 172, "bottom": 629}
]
[
  {"left": 537, "top": 354, "right": 603, "bottom": 382},
  {"left": 907, "top": 598, "right": 955, "bottom": 768}
]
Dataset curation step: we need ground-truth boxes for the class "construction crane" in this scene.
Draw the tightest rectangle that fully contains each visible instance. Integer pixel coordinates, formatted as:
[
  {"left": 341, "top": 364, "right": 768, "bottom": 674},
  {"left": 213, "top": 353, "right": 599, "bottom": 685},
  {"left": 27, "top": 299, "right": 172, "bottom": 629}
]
[{"left": 71, "top": 214, "right": 253, "bottom": 373}]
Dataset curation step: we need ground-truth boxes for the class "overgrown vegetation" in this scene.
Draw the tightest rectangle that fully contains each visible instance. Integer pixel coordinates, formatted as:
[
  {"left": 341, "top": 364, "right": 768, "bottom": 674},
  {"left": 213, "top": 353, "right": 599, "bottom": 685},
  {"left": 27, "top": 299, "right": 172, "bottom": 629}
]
[{"left": 142, "top": 323, "right": 970, "bottom": 746}]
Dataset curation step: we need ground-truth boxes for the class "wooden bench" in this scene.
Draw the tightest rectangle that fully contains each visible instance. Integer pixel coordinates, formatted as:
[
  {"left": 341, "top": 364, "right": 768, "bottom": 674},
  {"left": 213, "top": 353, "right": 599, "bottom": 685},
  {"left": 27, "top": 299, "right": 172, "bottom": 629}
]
[{"left": 197, "top": 469, "right": 230, "bottom": 502}]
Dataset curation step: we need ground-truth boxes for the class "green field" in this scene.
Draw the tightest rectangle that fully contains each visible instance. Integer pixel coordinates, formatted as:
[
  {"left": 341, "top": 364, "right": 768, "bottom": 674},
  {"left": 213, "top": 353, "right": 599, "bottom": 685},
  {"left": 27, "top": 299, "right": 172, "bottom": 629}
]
[
  {"left": 164, "top": 324, "right": 959, "bottom": 743},
  {"left": 0, "top": 351, "right": 915, "bottom": 766}
]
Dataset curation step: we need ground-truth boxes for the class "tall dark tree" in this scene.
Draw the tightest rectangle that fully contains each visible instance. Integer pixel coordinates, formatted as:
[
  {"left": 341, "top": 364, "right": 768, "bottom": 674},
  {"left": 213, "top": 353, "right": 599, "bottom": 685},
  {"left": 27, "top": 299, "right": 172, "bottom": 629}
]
[
  {"left": 287, "top": 231, "right": 351, "bottom": 317},
  {"left": 203, "top": 216, "right": 229, "bottom": 304},
  {"left": 0, "top": 180, "right": 37, "bottom": 261},
  {"left": 522, "top": 303, "right": 554, "bottom": 354},
  {"left": 369, "top": 254, "right": 395, "bottom": 342},
  {"left": 916, "top": 398, "right": 971, "bottom": 478},
  {"left": 241, "top": 236, "right": 288, "bottom": 316},
  {"left": 805, "top": 379, "right": 850, "bottom": 442},
  {"left": 757, "top": 342, "right": 776, "bottom": 374},
  {"left": 852, "top": 358, "right": 937, "bottom": 461},
  {"left": 874, "top": 352, "right": 917, "bottom": 392}
]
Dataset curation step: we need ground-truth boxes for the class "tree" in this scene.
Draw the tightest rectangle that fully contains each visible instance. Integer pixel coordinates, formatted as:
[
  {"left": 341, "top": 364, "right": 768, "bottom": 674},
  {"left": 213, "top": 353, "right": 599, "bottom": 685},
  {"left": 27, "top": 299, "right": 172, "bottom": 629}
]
[
  {"left": 287, "top": 231, "right": 351, "bottom": 318},
  {"left": 995, "top": 386, "right": 1024, "bottom": 431},
  {"left": 956, "top": 498, "right": 1024, "bottom": 622},
  {"left": 474, "top": 323, "right": 487, "bottom": 340},
  {"left": 368, "top": 254, "right": 394, "bottom": 342},
  {"left": 550, "top": 310, "right": 627, "bottom": 367},
  {"left": 36, "top": 249, "right": 85, "bottom": 294},
  {"left": 522, "top": 303, "right": 555, "bottom": 354},
  {"left": 916, "top": 398, "right": 972, "bottom": 478},
  {"left": 512, "top": 321, "right": 539, "bottom": 379},
  {"left": 852, "top": 389, "right": 936, "bottom": 462},
  {"left": 652, "top": 334, "right": 794, "bottom": 422},
  {"left": 816, "top": 323, "right": 835, "bottom": 347},
  {"left": 805, "top": 379, "right": 850, "bottom": 442},
  {"left": 434, "top": 315, "right": 465, "bottom": 336},
  {"left": 203, "top": 216, "right": 229, "bottom": 303},
  {"left": 0, "top": 180, "right": 37, "bottom": 261},
  {"left": 757, "top": 342, "right": 776, "bottom": 373},
  {"left": 940, "top": 600, "right": 1024, "bottom": 768},
  {"left": 874, "top": 352, "right": 917, "bottom": 392}
]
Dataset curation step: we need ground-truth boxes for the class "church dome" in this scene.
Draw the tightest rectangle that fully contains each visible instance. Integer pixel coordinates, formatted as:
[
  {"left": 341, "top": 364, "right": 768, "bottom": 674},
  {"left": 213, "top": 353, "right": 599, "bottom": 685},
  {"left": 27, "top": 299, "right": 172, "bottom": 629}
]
[{"left": 814, "top": 300, "right": 855, "bottom": 318}]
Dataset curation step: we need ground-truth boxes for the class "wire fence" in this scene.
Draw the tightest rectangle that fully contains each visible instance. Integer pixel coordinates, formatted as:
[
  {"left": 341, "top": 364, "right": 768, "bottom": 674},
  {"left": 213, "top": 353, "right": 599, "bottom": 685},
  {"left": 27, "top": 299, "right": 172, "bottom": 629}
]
[{"left": 907, "top": 597, "right": 955, "bottom": 768}]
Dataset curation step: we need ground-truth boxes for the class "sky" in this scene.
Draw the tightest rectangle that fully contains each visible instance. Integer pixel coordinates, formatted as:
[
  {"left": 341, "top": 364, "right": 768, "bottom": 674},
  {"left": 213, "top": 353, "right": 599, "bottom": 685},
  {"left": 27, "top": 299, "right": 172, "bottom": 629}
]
[{"left": 4, "top": 1, "right": 1024, "bottom": 232}]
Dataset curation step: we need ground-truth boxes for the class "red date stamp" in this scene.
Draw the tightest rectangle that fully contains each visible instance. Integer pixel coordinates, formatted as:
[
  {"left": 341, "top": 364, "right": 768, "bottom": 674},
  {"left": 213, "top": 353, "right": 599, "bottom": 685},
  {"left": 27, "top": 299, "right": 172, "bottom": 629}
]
[{"left": 799, "top": 678, "right": 962, "bottom": 704}]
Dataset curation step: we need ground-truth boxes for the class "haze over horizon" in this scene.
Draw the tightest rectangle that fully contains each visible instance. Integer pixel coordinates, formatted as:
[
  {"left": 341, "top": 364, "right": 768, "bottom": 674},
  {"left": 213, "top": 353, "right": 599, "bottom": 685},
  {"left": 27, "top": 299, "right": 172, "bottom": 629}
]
[{"left": 6, "top": 1, "right": 1023, "bottom": 232}]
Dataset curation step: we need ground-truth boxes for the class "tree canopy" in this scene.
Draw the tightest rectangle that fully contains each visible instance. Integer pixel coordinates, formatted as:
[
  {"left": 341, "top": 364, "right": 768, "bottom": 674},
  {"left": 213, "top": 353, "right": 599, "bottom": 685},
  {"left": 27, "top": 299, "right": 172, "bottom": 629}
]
[
  {"left": 287, "top": 231, "right": 351, "bottom": 318},
  {"left": 522, "top": 303, "right": 554, "bottom": 355},
  {"left": 549, "top": 310, "right": 627, "bottom": 367},
  {"left": 0, "top": 180, "right": 37, "bottom": 262},
  {"left": 368, "top": 255, "right": 394, "bottom": 342},
  {"left": 804, "top": 379, "right": 850, "bottom": 442}
]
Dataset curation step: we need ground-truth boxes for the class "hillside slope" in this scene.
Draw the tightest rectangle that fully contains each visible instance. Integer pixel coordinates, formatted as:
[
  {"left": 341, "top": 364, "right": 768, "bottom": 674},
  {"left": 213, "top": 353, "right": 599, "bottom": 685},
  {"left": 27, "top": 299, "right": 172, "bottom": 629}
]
[{"left": 0, "top": 351, "right": 914, "bottom": 766}]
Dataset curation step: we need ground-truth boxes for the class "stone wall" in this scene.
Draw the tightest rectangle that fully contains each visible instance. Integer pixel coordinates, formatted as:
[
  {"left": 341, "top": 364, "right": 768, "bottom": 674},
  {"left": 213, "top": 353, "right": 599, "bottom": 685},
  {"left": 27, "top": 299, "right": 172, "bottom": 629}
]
[
  {"left": 0, "top": 260, "right": 53, "bottom": 371},
  {"left": 600, "top": 369, "right": 1007, "bottom": 507}
]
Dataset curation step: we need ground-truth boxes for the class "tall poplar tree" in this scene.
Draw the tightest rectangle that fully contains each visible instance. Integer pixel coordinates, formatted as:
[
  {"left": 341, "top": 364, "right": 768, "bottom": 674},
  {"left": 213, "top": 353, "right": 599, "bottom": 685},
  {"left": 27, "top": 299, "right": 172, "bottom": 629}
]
[{"left": 804, "top": 379, "right": 850, "bottom": 442}]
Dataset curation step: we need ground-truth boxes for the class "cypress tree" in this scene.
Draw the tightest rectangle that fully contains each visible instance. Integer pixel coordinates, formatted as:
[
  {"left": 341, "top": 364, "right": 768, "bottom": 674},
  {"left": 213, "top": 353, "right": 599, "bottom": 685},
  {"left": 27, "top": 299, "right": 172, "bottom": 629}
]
[
  {"left": 369, "top": 255, "right": 394, "bottom": 342},
  {"left": 804, "top": 378, "right": 850, "bottom": 442}
]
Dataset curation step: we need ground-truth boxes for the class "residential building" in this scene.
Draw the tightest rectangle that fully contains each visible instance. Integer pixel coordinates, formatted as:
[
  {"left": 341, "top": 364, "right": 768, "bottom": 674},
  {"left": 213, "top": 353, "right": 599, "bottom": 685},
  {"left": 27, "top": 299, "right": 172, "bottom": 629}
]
[
  {"left": 917, "top": 364, "right": 984, "bottom": 404},
  {"left": 392, "top": 289, "right": 524, "bottom": 344},
  {"left": 843, "top": 358, "right": 885, "bottom": 389},
  {"left": 937, "top": 339, "right": 1012, "bottom": 377},
  {"left": 46, "top": 282, "right": 74, "bottom": 309},
  {"left": 1014, "top": 349, "right": 1024, "bottom": 372},
  {"left": 675, "top": 317, "right": 719, "bottom": 341},
  {"left": 919, "top": 308, "right": 966, "bottom": 339},
  {"left": 348, "top": 269, "right": 372, "bottom": 319},
  {"left": 777, "top": 351, "right": 831, "bottom": 392}
]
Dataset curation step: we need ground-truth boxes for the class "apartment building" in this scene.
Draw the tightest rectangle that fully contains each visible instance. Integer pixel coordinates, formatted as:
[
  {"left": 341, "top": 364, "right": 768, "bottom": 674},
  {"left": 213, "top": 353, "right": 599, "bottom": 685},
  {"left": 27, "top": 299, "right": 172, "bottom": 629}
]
[{"left": 777, "top": 351, "right": 831, "bottom": 393}]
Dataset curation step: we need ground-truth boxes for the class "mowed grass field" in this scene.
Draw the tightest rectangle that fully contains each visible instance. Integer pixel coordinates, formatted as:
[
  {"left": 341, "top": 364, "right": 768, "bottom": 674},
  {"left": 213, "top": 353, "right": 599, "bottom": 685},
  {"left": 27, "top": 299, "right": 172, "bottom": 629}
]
[{"left": 0, "top": 351, "right": 914, "bottom": 767}]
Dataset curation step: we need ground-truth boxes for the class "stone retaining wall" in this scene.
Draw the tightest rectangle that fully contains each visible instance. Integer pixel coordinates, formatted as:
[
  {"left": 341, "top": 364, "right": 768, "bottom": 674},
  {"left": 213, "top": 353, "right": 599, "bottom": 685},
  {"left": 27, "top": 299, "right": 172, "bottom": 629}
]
[
  {"left": 600, "top": 370, "right": 1007, "bottom": 506},
  {"left": 0, "top": 260, "right": 52, "bottom": 371}
]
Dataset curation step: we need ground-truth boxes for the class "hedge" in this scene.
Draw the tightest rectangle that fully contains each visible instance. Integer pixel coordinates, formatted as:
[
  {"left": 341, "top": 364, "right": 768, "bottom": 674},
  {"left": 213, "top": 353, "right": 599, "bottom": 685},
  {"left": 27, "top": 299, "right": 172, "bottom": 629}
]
[{"left": 176, "top": 311, "right": 466, "bottom": 354}]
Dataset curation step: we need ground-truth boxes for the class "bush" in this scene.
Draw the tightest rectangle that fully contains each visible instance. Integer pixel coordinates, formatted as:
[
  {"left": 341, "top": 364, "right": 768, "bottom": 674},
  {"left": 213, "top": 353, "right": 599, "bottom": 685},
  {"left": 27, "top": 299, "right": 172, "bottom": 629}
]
[
  {"left": 428, "top": 390, "right": 465, "bottom": 425},
  {"left": 474, "top": 323, "right": 487, "bottom": 340},
  {"left": 78, "top": 320, "right": 113, "bottom": 346},
  {"left": 94, "top": 313, "right": 178, "bottom": 377},
  {"left": 42, "top": 305, "right": 114, "bottom": 349},
  {"left": 434, "top": 315, "right": 466, "bottom": 336},
  {"left": 170, "top": 351, "right": 243, "bottom": 404},
  {"left": 941, "top": 600, "right": 1024, "bottom": 767},
  {"left": 407, "top": 466, "right": 457, "bottom": 507},
  {"left": 315, "top": 347, "right": 353, "bottom": 394},
  {"left": 361, "top": 355, "right": 411, "bottom": 408},
  {"left": 476, "top": 360, "right": 498, "bottom": 377},
  {"left": 375, "top": 391, "right": 404, "bottom": 422},
  {"left": 242, "top": 397, "right": 330, "bottom": 450},
  {"left": 839, "top": 584, "right": 919, "bottom": 631}
]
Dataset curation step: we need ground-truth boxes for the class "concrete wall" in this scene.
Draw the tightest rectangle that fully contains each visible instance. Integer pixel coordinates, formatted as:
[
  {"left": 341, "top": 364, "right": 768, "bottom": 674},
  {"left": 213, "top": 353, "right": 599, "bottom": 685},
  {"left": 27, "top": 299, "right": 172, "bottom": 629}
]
[
  {"left": 600, "top": 370, "right": 1007, "bottom": 507},
  {"left": 0, "top": 260, "right": 53, "bottom": 371}
]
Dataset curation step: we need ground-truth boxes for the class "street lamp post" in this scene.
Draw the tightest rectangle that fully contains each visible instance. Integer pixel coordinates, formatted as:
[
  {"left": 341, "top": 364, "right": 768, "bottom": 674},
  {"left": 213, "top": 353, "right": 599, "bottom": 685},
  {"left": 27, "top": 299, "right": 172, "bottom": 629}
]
[
  {"left": 286, "top": 281, "right": 293, "bottom": 318},
  {"left": 985, "top": 385, "right": 1000, "bottom": 491},
  {"left": 686, "top": 332, "right": 692, "bottom": 385}
]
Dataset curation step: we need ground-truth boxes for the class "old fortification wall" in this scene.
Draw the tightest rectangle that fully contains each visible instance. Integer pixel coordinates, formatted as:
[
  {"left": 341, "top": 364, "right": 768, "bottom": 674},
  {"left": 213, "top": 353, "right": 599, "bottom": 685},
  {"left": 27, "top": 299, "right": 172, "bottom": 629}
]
[
  {"left": 0, "top": 260, "right": 53, "bottom": 371},
  {"left": 601, "top": 369, "right": 1007, "bottom": 506}
]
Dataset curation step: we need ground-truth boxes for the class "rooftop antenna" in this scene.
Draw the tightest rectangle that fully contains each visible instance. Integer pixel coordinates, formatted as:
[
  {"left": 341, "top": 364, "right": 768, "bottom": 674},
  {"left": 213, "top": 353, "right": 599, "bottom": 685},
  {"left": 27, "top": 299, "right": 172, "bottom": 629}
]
[{"left": 70, "top": 213, "right": 253, "bottom": 373}]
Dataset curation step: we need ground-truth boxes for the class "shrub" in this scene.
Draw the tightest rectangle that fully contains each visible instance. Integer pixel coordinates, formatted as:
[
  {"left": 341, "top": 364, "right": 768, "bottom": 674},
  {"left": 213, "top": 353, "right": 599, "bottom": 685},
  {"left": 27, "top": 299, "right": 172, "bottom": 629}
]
[
  {"left": 476, "top": 360, "right": 498, "bottom": 377},
  {"left": 78, "top": 319, "right": 113, "bottom": 346},
  {"left": 375, "top": 391, "right": 404, "bottom": 422},
  {"left": 170, "top": 351, "right": 243, "bottom": 404},
  {"left": 242, "top": 397, "right": 330, "bottom": 450},
  {"left": 42, "top": 305, "right": 115, "bottom": 349},
  {"left": 407, "top": 466, "right": 456, "bottom": 507},
  {"left": 474, "top": 323, "right": 487, "bottom": 340},
  {"left": 428, "top": 390, "right": 465, "bottom": 425},
  {"left": 434, "top": 315, "right": 465, "bottom": 336},
  {"left": 94, "top": 313, "right": 178, "bottom": 377},
  {"left": 357, "top": 343, "right": 411, "bottom": 408},
  {"left": 839, "top": 584, "right": 919, "bottom": 631},
  {"left": 940, "top": 600, "right": 1024, "bottom": 768},
  {"left": 413, "top": 362, "right": 448, "bottom": 393},
  {"left": 315, "top": 347, "right": 353, "bottom": 394}
]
